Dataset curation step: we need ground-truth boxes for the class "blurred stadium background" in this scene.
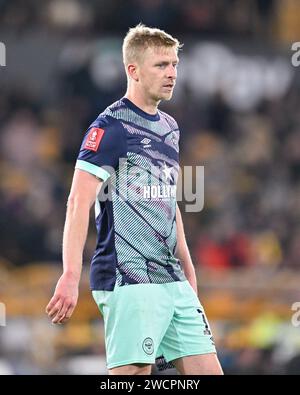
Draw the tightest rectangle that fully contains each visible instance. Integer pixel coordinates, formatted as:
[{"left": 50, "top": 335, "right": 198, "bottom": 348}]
[{"left": 1, "top": 0, "right": 300, "bottom": 375}]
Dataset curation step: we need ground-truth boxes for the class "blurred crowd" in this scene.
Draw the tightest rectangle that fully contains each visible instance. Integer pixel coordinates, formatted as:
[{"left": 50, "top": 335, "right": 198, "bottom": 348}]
[
  {"left": 182, "top": 86, "right": 300, "bottom": 271},
  {"left": 2, "top": 0, "right": 300, "bottom": 44},
  {"left": 1, "top": 0, "right": 300, "bottom": 376},
  {"left": 0, "top": 0, "right": 277, "bottom": 38}
]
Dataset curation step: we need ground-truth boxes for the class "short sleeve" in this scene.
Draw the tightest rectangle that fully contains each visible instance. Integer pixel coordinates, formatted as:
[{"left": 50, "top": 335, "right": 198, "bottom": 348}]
[{"left": 75, "top": 116, "right": 127, "bottom": 181}]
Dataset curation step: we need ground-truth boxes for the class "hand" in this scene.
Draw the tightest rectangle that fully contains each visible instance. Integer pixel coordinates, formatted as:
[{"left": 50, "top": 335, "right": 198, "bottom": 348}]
[{"left": 46, "top": 272, "right": 79, "bottom": 324}]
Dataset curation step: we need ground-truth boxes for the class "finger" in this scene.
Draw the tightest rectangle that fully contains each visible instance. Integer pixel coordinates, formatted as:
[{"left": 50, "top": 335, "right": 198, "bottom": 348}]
[
  {"left": 46, "top": 294, "right": 60, "bottom": 314},
  {"left": 48, "top": 299, "right": 63, "bottom": 319},
  {"left": 52, "top": 300, "right": 71, "bottom": 324},
  {"left": 52, "top": 311, "right": 65, "bottom": 324},
  {"left": 47, "top": 299, "right": 63, "bottom": 317},
  {"left": 59, "top": 304, "right": 75, "bottom": 324}
]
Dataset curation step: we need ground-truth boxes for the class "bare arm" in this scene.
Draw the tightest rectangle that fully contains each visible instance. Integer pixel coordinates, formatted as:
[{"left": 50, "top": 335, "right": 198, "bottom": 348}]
[
  {"left": 46, "top": 169, "right": 102, "bottom": 324},
  {"left": 175, "top": 203, "right": 198, "bottom": 295}
]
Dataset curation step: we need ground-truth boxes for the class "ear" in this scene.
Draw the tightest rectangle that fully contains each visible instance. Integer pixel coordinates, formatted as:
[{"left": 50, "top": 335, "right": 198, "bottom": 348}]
[{"left": 127, "top": 64, "right": 139, "bottom": 82}]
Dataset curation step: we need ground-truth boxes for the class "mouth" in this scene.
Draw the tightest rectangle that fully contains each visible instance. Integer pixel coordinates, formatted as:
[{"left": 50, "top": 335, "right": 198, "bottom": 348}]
[{"left": 162, "top": 84, "right": 174, "bottom": 89}]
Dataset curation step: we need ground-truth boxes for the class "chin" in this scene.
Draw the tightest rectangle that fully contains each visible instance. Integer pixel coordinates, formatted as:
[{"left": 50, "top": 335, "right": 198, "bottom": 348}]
[
  {"left": 151, "top": 91, "right": 173, "bottom": 102},
  {"left": 163, "top": 93, "right": 173, "bottom": 101},
  {"left": 159, "top": 92, "right": 173, "bottom": 101}
]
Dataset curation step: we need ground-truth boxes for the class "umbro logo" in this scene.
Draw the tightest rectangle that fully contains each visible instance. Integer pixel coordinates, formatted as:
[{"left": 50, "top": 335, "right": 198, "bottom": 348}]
[{"left": 141, "top": 138, "right": 152, "bottom": 148}]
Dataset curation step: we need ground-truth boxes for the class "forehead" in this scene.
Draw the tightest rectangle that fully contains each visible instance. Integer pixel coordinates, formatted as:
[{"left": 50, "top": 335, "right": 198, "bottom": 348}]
[{"left": 143, "top": 46, "right": 179, "bottom": 63}]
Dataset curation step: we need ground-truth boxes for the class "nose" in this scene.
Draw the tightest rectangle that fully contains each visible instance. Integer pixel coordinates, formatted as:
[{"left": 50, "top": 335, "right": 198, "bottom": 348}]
[{"left": 166, "top": 64, "right": 177, "bottom": 80}]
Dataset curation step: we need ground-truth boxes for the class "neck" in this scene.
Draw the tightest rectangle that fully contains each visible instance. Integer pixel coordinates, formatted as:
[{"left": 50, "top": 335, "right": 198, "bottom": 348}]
[{"left": 125, "top": 87, "right": 160, "bottom": 115}]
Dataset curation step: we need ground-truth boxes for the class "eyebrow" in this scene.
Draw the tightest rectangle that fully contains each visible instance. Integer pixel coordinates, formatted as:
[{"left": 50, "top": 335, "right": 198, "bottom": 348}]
[{"left": 155, "top": 60, "right": 179, "bottom": 65}]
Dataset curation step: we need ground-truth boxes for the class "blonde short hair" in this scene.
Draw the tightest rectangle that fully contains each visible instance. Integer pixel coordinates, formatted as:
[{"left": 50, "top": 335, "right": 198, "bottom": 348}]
[{"left": 122, "top": 23, "right": 183, "bottom": 67}]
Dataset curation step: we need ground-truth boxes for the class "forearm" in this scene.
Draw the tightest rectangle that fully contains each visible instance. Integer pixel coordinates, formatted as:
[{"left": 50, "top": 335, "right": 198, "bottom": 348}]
[
  {"left": 62, "top": 197, "right": 90, "bottom": 282},
  {"left": 175, "top": 205, "right": 198, "bottom": 295},
  {"left": 46, "top": 170, "right": 100, "bottom": 325}
]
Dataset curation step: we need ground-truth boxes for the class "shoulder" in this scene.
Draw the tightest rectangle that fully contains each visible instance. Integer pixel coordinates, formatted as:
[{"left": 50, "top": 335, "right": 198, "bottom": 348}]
[
  {"left": 80, "top": 101, "right": 128, "bottom": 151},
  {"left": 94, "top": 98, "right": 128, "bottom": 126},
  {"left": 89, "top": 100, "right": 128, "bottom": 134},
  {"left": 158, "top": 110, "right": 179, "bottom": 131}
]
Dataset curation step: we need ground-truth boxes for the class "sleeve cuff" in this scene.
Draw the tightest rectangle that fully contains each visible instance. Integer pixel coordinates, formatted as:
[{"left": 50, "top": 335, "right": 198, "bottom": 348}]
[{"left": 75, "top": 159, "right": 110, "bottom": 182}]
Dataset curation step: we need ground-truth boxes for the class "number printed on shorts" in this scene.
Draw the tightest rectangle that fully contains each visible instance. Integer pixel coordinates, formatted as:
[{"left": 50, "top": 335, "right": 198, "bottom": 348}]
[{"left": 197, "top": 308, "right": 212, "bottom": 336}]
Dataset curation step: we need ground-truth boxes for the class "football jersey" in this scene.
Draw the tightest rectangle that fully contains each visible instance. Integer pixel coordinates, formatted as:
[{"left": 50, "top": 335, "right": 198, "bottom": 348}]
[{"left": 76, "top": 97, "right": 186, "bottom": 290}]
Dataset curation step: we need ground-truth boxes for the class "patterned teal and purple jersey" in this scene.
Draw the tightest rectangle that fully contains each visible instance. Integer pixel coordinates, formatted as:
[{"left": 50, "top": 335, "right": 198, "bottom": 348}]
[{"left": 76, "top": 97, "right": 186, "bottom": 290}]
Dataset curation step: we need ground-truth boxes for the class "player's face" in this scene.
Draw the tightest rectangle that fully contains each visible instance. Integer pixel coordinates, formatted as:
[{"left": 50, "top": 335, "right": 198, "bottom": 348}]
[{"left": 138, "top": 46, "right": 179, "bottom": 102}]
